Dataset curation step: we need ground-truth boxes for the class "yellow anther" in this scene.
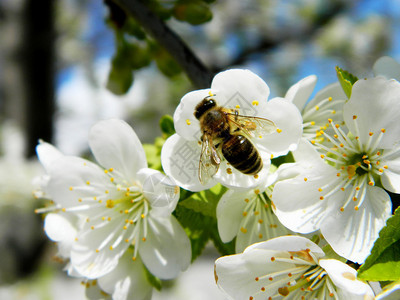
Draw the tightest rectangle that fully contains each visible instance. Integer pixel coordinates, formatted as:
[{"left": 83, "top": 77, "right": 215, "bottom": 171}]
[
  {"left": 252, "top": 100, "right": 259, "bottom": 106},
  {"left": 319, "top": 196, "right": 324, "bottom": 200},
  {"left": 328, "top": 119, "right": 333, "bottom": 123},
  {"left": 109, "top": 168, "right": 114, "bottom": 172},
  {"left": 369, "top": 132, "right": 373, "bottom": 136},
  {"left": 310, "top": 121, "right": 316, "bottom": 126},
  {"left": 328, "top": 97, "right": 332, "bottom": 101},
  {"left": 318, "top": 188, "right": 322, "bottom": 192},
  {"left": 142, "top": 237, "right": 146, "bottom": 242},
  {"left": 384, "top": 165, "right": 388, "bottom": 169},
  {"left": 320, "top": 154, "right": 325, "bottom": 159},
  {"left": 353, "top": 115, "right": 357, "bottom": 120},
  {"left": 109, "top": 246, "right": 113, "bottom": 250},
  {"left": 235, "top": 105, "right": 240, "bottom": 109},
  {"left": 340, "top": 207, "right": 344, "bottom": 212},
  {"left": 105, "top": 190, "right": 109, "bottom": 194},
  {"left": 244, "top": 198, "right": 249, "bottom": 203},
  {"left": 304, "top": 177, "right": 308, "bottom": 182},
  {"left": 354, "top": 206, "right": 359, "bottom": 211},
  {"left": 69, "top": 186, "right": 73, "bottom": 191},
  {"left": 91, "top": 226, "right": 95, "bottom": 230},
  {"left": 368, "top": 181, "right": 374, "bottom": 186},
  {"left": 276, "top": 128, "right": 282, "bottom": 133},
  {"left": 243, "top": 212, "right": 247, "bottom": 217},
  {"left": 86, "top": 181, "right": 90, "bottom": 185},
  {"left": 106, "top": 200, "right": 115, "bottom": 208},
  {"left": 353, "top": 197, "right": 357, "bottom": 201},
  {"left": 254, "top": 189, "right": 260, "bottom": 194},
  {"left": 240, "top": 227, "right": 247, "bottom": 233},
  {"left": 62, "top": 208, "right": 66, "bottom": 212},
  {"left": 258, "top": 219, "right": 263, "bottom": 224},
  {"left": 104, "top": 170, "right": 108, "bottom": 174},
  {"left": 315, "top": 105, "right": 320, "bottom": 111},
  {"left": 96, "top": 249, "right": 99, "bottom": 253},
  {"left": 331, "top": 110, "right": 336, "bottom": 114},
  {"left": 381, "top": 128, "right": 386, "bottom": 133},
  {"left": 226, "top": 168, "right": 232, "bottom": 174},
  {"left": 311, "top": 140, "right": 315, "bottom": 144},
  {"left": 335, "top": 124, "right": 340, "bottom": 128},
  {"left": 141, "top": 214, "right": 145, "bottom": 219},
  {"left": 254, "top": 174, "right": 259, "bottom": 179},
  {"left": 110, "top": 177, "right": 114, "bottom": 182},
  {"left": 123, "top": 226, "right": 127, "bottom": 230},
  {"left": 132, "top": 257, "right": 136, "bottom": 261},
  {"left": 124, "top": 210, "right": 129, "bottom": 214},
  {"left": 186, "top": 119, "right": 191, "bottom": 125}
]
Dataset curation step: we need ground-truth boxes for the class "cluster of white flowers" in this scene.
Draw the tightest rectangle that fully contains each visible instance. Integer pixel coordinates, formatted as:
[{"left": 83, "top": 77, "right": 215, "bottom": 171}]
[
  {"left": 36, "top": 119, "right": 190, "bottom": 300},
  {"left": 36, "top": 63, "right": 400, "bottom": 299}
]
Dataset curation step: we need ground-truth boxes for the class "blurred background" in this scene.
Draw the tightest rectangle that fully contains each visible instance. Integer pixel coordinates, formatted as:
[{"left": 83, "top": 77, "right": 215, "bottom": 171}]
[{"left": 0, "top": 0, "right": 399, "bottom": 299}]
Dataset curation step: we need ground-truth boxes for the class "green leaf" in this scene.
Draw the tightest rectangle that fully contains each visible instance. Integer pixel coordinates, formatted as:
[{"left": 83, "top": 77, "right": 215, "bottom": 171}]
[
  {"left": 179, "top": 184, "right": 227, "bottom": 218},
  {"left": 173, "top": 0, "right": 213, "bottom": 25},
  {"left": 106, "top": 55, "right": 134, "bottom": 95},
  {"left": 358, "top": 207, "right": 400, "bottom": 281},
  {"left": 173, "top": 184, "right": 228, "bottom": 260},
  {"left": 143, "top": 143, "right": 162, "bottom": 171},
  {"left": 335, "top": 66, "right": 358, "bottom": 98},
  {"left": 159, "top": 115, "right": 175, "bottom": 138}
]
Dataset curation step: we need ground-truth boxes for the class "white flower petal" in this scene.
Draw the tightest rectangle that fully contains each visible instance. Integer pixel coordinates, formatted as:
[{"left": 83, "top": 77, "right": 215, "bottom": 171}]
[
  {"left": 139, "top": 216, "right": 191, "bottom": 280},
  {"left": 217, "top": 189, "right": 249, "bottom": 243},
  {"left": 137, "top": 168, "right": 179, "bottom": 217},
  {"left": 44, "top": 213, "right": 78, "bottom": 258},
  {"left": 321, "top": 186, "right": 392, "bottom": 263},
  {"left": 256, "top": 98, "right": 303, "bottom": 156},
  {"left": 71, "top": 215, "right": 130, "bottom": 279},
  {"left": 36, "top": 141, "right": 64, "bottom": 171},
  {"left": 89, "top": 119, "right": 147, "bottom": 182},
  {"left": 246, "top": 235, "right": 324, "bottom": 258},
  {"left": 47, "top": 156, "right": 114, "bottom": 208},
  {"left": 343, "top": 77, "right": 400, "bottom": 149},
  {"left": 373, "top": 56, "right": 400, "bottom": 80},
  {"left": 319, "top": 259, "right": 374, "bottom": 300},
  {"left": 85, "top": 280, "right": 112, "bottom": 300},
  {"left": 375, "top": 282, "right": 400, "bottom": 300},
  {"left": 98, "top": 252, "right": 152, "bottom": 300},
  {"left": 381, "top": 151, "right": 400, "bottom": 193},
  {"left": 285, "top": 75, "right": 317, "bottom": 111},
  {"left": 161, "top": 134, "right": 216, "bottom": 191},
  {"left": 215, "top": 247, "right": 296, "bottom": 300},
  {"left": 174, "top": 89, "right": 211, "bottom": 141},
  {"left": 211, "top": 69, "right": 270, "bottom": 113},
  {"left": 305, "top": 81, "right": 347, "bottom": 110},
  {"left": 214, "top": 155, "right": 270, "bottom": 190},
  {"left": 272, "top": 166, "right": 339, "bottom": 233}
]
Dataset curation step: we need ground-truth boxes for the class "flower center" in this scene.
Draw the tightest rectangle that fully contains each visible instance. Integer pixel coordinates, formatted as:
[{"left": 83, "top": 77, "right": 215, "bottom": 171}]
[
  {"left": 249, "top": 251, "right": 339, "bottom": 300},
  {"left": 311, "top": 118, "right": 388, "bottom": 212}
]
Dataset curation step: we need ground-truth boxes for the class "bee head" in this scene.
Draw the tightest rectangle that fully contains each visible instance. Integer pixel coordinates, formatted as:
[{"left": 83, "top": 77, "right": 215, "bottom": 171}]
[{"left": 194, "top": 96, "right": 217, "bottom": 120}]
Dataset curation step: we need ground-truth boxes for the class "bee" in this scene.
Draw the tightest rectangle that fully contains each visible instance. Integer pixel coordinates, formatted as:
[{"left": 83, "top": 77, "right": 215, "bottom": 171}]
[{"left": 194, "top": 95, "right": 276, "bottom": 185}]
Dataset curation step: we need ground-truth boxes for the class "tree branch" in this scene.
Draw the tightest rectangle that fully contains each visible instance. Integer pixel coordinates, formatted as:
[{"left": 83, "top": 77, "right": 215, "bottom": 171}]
[
  {"left": 217, "top": 1, "right": 348, "bottom": 70},
  {"left": 113, "top": 0, "right": 214, "bottom": 89}
]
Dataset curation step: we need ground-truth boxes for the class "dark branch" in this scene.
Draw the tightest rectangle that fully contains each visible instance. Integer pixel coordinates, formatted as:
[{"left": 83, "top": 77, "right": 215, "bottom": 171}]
[{"left": 113, "top": 0, "right": 214, "bottom": 89}]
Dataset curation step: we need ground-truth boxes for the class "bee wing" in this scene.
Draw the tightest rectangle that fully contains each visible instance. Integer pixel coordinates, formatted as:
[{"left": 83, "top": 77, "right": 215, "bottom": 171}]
[
  {"left": 199, "top": 134, "right": 221, "bottom": 185},
  {"left": 227, "top": 113, "right": 277, "bottom": 138}
]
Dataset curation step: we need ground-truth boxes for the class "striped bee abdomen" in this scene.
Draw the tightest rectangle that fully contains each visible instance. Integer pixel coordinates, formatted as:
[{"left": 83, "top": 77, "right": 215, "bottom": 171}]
[{"left": 222, "top": 135, "right": 263, "bottom": 175}]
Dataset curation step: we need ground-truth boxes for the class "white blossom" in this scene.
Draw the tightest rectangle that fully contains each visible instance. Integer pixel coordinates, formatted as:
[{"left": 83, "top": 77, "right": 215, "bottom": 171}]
[
  {"left": 272, "top": 77, "right": 400, "bottom": 263},
  {"left": 36, "top": 119, "right": 191, "bottom": 287},
  {"left": 161, "top": 69, "right": 302, "bottom": 191},
  {"left": 215, "top": 236, "right": 374, "bottom": 300}
]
